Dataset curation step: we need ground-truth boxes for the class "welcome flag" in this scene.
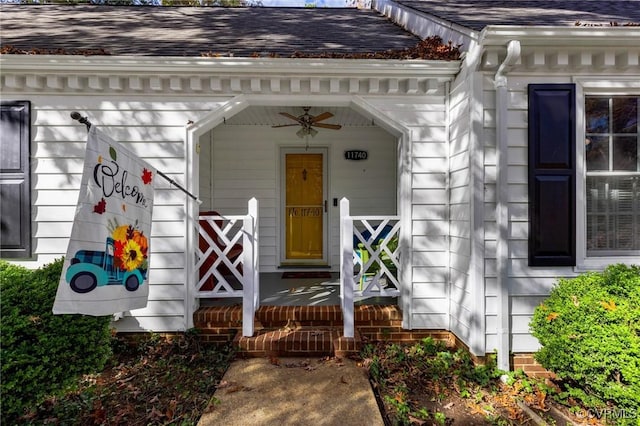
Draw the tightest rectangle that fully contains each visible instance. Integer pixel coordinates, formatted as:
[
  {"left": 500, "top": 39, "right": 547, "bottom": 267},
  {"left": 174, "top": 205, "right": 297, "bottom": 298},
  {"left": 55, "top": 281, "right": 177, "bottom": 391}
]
[{"left": 53, "top": 127, "right": 155, "bottom": 316}]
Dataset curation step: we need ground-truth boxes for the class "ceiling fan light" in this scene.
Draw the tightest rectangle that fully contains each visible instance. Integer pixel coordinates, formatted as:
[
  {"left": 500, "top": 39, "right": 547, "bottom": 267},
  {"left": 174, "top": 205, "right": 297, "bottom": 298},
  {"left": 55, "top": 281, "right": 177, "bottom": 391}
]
[
  {"left": 296, "top": 128, "right": 306, "bottom": 138},
  {"left": 309, "top": 127, "right": 318, "bottom": 137}
]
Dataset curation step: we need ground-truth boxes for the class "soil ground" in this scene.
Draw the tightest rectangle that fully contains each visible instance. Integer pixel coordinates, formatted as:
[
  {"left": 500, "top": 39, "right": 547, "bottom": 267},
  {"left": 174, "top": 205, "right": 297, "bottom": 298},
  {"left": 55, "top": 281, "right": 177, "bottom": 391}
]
[{"left": 24, "top": 334, "right": 600, "bottom": 425}]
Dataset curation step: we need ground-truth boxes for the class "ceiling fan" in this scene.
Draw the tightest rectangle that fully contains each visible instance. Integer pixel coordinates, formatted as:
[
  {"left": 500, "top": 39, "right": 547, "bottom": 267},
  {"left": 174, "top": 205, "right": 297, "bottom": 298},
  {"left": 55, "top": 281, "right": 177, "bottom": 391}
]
[{"left": 272, "top": 107, "right": 342, "bottom": 138}]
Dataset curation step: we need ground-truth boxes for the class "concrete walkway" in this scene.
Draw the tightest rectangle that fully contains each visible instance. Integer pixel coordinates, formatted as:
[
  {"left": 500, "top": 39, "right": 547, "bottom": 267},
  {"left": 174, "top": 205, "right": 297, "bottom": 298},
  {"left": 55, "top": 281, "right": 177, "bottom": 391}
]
[{"left": 198, "top": 357, "right": 385, "bottom": 426}]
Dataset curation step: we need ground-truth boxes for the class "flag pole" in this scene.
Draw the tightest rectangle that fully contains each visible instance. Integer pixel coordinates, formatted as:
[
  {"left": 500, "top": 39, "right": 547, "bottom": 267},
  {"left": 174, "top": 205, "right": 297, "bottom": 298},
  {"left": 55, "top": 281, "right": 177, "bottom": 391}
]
[{"left": 70, "top": 112, "right": 201, "bottom": 203}]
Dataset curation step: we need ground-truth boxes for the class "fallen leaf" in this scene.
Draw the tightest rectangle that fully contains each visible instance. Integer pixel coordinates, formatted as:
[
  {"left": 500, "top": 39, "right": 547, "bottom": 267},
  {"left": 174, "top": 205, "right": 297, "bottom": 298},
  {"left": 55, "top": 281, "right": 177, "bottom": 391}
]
[
  {"left": 217, "top": 380, "right": 231, "bottom": 389},
  {"left": 90, "top": 399, "right": 106, "bottom": 424},
  {"left": 149, "top": 406, "right": 165, "bottom": 421},
  {"left": 408, "top": 415, "right": 426, "bottom": 425},
  {"left": 601, "top": 300, "right": 617, "bottom": 311},
  {"left": 226, "top": 384, "right": 253, "bottom": 393},
  {"left": 506, "top": 406, "right": 520, "bottom": 420},
  {"left": 226, "top": 385, "right": 245, "bottom": 393}
]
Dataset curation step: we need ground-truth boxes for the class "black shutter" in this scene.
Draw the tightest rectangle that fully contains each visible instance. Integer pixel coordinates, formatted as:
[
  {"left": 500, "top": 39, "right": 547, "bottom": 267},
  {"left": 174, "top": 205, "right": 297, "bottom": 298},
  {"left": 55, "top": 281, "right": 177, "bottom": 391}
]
[
  {"left": 528, "top": 84, "right": 575, "bottom": 266},
  {"left": 1, "top": 101, "right": 32, "bottom": 259}
]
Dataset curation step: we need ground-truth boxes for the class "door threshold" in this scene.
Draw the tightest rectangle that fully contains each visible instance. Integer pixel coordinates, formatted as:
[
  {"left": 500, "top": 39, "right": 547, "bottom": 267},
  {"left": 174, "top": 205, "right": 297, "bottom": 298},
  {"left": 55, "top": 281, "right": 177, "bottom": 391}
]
[{"left": 278, "top": 264, "right": 331, "bottom": 270}]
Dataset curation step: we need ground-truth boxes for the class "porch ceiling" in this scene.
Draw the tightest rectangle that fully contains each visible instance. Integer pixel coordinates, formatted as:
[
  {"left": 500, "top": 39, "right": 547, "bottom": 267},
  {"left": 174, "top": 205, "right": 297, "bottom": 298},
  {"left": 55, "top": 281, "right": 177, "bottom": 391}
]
[{"left": 224, "top": 106, "right": 376, "bottom": 127}]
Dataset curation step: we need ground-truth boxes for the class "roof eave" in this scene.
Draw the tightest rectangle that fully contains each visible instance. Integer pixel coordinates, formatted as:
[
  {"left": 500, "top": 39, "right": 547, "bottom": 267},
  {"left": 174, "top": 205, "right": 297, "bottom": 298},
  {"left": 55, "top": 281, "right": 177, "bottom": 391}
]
[
  {"left": 480, "top": 25, "right": 640, "bottom": 47},
  {"left": 0, "top": 55, "right": 461, "bottom": 77}
]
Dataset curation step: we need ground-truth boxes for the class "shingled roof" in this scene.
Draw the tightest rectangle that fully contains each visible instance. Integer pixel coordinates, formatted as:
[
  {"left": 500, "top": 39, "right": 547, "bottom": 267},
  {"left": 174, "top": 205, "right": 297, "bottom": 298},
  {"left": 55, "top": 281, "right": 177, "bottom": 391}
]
[
  {"left": 0, "top": 5, "right": 422, "bottom": 57},
  {"left": 2, "top": 2, "right": 638, "bottom": 58},
  {"left": 398, "top": 0, "right": 640, "bottom": 31}
]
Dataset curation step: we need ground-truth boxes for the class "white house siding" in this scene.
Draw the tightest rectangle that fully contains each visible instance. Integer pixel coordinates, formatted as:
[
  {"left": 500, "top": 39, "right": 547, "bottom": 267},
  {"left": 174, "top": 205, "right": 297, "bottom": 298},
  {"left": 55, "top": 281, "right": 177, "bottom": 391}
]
[
  {"left": 363, "top": 94, "right": 451, "bottom": 329},
  {"left": 5, "top": 94, "right": 228, "bottom": 332},
  {"left": 482, "top": 74, "right": 582, "bottom": 353},
  {"left": 447, "top": 66, "right": 477, "bottom": 351},
  {"left": 199, "top": 124, "right": 397, "bottom": 272}
]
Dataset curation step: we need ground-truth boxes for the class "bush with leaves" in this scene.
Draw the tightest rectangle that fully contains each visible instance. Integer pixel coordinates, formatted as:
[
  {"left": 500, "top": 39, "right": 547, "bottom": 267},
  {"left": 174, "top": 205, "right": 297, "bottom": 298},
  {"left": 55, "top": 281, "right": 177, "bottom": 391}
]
[
  {"left": 530, "top": 264, "right": 640, "bottom": 416},
  {"left": 0, "top": 259, "right": 113, "bottom": 423}
]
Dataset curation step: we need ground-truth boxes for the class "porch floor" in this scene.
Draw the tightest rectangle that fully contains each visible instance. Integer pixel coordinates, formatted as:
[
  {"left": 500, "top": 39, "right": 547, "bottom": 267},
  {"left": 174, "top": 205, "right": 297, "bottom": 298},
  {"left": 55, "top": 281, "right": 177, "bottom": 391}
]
[{"left": 198, "top": 272, "right": 397, "bottom": 307}]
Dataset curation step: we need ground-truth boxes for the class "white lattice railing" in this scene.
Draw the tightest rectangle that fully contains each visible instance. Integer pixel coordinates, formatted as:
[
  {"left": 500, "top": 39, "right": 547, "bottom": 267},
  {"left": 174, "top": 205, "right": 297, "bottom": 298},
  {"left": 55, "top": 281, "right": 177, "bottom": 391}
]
[
  {"left": 340, "top": 197, "right": 400, "bottom": 338},
  {"left": 196, "top": 198, "right": 259, "bottom": 336}
]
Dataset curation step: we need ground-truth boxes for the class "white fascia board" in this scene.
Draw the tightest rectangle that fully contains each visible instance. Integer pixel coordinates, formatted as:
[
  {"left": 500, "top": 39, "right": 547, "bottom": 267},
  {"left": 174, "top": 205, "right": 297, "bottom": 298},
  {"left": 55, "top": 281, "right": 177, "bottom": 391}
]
[
  {"left": 373, "top": 0, "right": 479, "bottom": 49},
  {"left": 0, "top": 55, "right": 461, "bottom": 78},
  {"left": 480, "top": 25, "right": 640, "bottom": 47}
]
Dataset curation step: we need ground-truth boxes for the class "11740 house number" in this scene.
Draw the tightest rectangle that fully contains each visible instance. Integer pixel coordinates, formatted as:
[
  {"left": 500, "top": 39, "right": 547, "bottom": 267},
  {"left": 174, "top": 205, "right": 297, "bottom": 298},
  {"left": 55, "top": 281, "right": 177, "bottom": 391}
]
[{"left": 344, "top": 150, "right": 368, "bottom": 160}]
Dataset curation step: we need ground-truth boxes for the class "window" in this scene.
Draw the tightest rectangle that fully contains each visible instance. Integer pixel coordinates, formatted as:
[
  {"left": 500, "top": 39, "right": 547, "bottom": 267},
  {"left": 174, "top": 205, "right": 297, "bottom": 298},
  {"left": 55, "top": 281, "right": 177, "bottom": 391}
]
[
  {"left": 0, "top": 101, "right": 32, "bottom": 259},
  {"left": 585, "top": 96, "right": 640, "bottom": 256}
]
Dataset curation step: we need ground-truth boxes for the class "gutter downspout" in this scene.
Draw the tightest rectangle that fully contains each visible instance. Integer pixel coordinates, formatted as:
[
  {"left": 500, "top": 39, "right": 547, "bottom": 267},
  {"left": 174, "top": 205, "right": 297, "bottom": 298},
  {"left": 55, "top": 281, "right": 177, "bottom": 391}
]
[{"left": 494, "top": 40, "right": 521, "bottom": 372}]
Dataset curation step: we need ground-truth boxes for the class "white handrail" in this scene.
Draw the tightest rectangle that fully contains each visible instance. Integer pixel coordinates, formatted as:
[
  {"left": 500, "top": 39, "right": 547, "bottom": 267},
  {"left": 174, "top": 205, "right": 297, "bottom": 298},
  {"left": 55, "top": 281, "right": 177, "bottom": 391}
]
[
  {"left": 340, "top": 197, "right": 400, "bottom": 338},
  {"left": 196, "top": 198, "right": 259, "bottom": 337}
]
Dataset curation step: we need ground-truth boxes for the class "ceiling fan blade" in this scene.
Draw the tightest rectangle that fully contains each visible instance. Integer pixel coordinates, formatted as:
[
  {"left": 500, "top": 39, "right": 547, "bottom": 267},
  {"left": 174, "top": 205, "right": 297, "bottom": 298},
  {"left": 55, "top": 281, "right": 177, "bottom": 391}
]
[
  {"left": 278, "top": 112, "right": 301, "bottom": 122},
  {"left": 310, "top": 112, "right": 334, "bottom": 123},
  {"left": 271, "top": 124, "right": 300, "bottom": 128},
  {"left": 313, "top": 123, "right": 342, "bottom": 130}
]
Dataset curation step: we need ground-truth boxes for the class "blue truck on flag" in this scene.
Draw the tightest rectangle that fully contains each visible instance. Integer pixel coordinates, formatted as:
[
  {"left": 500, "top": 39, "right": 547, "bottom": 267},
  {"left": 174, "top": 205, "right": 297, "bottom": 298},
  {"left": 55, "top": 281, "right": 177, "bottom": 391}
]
[{"left": 66, "top": 237, "right": 147, "bottom": 294}]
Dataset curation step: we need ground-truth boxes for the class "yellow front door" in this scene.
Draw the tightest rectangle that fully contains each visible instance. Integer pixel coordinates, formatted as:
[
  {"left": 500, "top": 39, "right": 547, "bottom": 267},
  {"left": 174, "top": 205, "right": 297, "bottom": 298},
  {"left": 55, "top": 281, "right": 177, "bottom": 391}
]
[{"left": 285, "top": 153, "right": 323, "bottom": 260}]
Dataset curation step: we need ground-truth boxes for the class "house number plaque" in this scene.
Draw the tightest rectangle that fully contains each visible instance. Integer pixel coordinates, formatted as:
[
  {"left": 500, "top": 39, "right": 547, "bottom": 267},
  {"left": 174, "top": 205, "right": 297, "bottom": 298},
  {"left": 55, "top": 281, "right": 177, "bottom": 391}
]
[{"left": 344, "top": 150, "right": 368, "bottom": 160}]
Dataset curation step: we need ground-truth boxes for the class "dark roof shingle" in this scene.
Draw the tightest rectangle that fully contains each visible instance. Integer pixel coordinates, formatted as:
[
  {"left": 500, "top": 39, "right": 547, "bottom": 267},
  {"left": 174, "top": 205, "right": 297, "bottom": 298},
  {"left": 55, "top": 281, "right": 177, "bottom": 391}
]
[
  {"left": 0, "top": 5, "right": 422, "bottom": 57},
  {"left": 399, "top": 0, "right": 640, "bottom": 31}
]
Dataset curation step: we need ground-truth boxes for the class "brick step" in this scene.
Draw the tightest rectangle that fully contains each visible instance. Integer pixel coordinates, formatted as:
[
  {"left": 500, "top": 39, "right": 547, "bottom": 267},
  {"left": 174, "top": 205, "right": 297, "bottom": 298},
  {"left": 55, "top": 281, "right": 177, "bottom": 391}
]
[
  {"left": 194, "top": 305, "right": 403, "bottom": 330},
  {"left": 234, "top": 327, "right": 361, "bottom": 358},
  {"left": 193, "top": 305, "right": 439, "bottom": 349}
]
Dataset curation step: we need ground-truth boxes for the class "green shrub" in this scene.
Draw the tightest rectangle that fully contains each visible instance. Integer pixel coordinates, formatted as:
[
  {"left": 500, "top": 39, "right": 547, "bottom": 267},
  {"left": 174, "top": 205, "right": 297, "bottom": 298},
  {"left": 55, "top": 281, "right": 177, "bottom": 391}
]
[
  {"left": 530, "top": 264, "right": 640, "bottom": 415},
  {"left": 1, "top": 259, "right": 113, "bottom": 423}
]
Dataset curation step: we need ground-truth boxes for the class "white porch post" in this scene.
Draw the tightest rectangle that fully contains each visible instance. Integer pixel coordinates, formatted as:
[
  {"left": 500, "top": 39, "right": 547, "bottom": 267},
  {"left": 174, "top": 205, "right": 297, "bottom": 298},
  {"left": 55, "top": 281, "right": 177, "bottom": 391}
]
[
  {"left": 249, "top": 198, "right": 260, "bottom": 311},
  {"left": 242, "top": 198, "right": 259, "bottom": 337},
  {"left": 340, "top": 197, "right": 355, "bottom": 338}
]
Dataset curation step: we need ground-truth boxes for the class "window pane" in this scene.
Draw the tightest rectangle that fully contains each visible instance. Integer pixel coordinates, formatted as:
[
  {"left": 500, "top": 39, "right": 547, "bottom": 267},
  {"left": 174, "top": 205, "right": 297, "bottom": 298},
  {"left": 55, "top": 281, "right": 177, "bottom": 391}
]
[
  {"left": 586, "top": 97, "right": 609, "bottom": 133},
  {"left": 612, "top": 136, "right": 637, "bottom": 171},
  {"left": 612, "top": 97, "right": 638, "bottom": 134},
  {"left": 585, "top": 136, "right": 609, "bottom": 171},
  {"left": 586, "top": 176, "right": 640, "bottom": 255}
]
